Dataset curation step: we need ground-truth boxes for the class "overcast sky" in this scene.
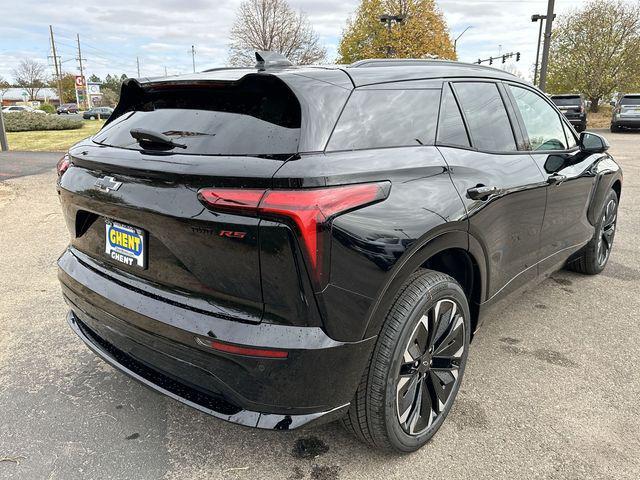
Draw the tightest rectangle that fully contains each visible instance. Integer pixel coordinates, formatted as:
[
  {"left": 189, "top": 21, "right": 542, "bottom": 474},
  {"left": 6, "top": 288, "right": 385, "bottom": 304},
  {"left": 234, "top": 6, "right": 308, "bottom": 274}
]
[{"left": 0, "top": 0, "right": 595, "bottom": 84}]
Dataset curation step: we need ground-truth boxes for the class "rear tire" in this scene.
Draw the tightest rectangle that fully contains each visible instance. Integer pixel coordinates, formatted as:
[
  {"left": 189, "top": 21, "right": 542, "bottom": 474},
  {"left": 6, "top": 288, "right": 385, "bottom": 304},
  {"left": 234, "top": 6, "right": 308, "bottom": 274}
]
[
  {"left": 567, "top": 189, "right": 618, "bottom": 275},
  {"left": 610, "top": 124, "right": 621, "bottom": 133},
  {"left": 342, "top": 269, "right": 471, "bottom": 452}
]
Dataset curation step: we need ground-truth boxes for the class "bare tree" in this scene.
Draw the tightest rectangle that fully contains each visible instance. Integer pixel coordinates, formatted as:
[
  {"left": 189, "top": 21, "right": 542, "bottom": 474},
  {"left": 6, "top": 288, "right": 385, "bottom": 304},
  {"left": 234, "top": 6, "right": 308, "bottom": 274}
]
[
  {"left": 12, "top": 59, "right": 47, "bottom": 101},
  {"left": 0, "top": 76, "right": 10, "bottom": 103},
  {"left": 228, "top": 0, "right": 327, "bottom": 66}
]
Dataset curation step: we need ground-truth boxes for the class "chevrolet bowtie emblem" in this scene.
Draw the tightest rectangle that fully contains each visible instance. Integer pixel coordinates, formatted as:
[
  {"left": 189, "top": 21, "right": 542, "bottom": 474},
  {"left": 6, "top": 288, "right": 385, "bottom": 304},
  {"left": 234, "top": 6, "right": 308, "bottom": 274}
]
[{"left": 94, "top": 176, "right": 122, "bottom": 192}]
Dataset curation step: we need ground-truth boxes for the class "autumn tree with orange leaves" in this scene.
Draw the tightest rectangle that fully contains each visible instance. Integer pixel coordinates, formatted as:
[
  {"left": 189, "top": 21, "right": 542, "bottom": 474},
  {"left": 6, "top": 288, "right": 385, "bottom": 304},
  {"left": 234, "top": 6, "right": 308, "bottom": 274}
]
[{"left": 337, "top": 0, "right": 455, "bottom": 64}]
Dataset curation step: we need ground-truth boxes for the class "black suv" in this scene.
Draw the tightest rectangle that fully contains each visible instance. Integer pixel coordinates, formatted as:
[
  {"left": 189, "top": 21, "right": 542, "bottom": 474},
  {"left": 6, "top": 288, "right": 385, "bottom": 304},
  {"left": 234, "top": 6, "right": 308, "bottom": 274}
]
[
  {"left": 57, "top": 56, "right": 622, "bottom": 452},
  {"left": 550, "top": 94, "right": 588, "bottom": 131},
  {"left": 611, "top": 93, "right": 640, "bottom": 132}
]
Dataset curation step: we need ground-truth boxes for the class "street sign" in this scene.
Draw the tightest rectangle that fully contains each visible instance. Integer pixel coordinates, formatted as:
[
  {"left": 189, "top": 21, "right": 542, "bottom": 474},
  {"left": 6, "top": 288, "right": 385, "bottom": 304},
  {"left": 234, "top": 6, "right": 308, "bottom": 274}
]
[{"left": 75, "top": 76, "right": 86, "bottom": 88}]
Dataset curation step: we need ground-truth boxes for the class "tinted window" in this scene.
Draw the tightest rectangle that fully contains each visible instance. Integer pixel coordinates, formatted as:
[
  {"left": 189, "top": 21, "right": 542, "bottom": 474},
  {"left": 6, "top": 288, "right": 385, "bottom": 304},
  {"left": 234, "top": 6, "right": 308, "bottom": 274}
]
[
  {"left": 620, "top": 95, "right": 640, "bottom": 105},
  {"left": 94, "top": 77, "right": 301, "bottom": 156},
  {"left": 437, "top": 84, "right": 470, "bottom": 148},
  {"left": 327, "top": 89, "right": 441, "bottom": 151},
  {"left": 509, "top": 85, "right": 568, "bottom": 151},
  {"left": 453, "top": 82, "right": 516, "bottom": 152},
  {"left": 551, "top": 96, "right": 581, "bottom": 106}
]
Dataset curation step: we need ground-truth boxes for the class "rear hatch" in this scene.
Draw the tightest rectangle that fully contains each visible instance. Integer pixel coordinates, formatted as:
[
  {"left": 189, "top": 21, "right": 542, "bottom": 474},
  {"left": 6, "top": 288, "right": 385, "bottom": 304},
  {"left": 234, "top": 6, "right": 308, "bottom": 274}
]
[
  {"left": 551, "top": 95, "right": 583, "bottom": 116},
  {"left": 619, "top": 95, "right": 640, "bottom": 117},
  {"left": 59, "top": 74, "right": 303, "bottom": 324}
]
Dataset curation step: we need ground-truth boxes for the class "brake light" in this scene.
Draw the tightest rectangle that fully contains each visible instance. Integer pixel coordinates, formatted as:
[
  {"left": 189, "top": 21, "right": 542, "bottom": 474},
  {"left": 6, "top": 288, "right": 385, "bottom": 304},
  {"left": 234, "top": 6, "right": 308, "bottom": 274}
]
[
  {"left": 198, "top": 182, "right": 390, "bottom": 286},
  {"left": 209, "top": 340, "right": 288, "bottom": 358},
  {"left": 57, "top": 154, "right": 71, "bottom": 177}
]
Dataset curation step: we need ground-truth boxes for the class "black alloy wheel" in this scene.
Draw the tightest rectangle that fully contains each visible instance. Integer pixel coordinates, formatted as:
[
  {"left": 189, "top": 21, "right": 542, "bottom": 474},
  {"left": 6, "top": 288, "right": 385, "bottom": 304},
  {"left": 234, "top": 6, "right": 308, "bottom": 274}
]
[
  {"left": 396, "top": 298, "right": 465, "bottom": 435},
  {"left": 342, "top": 269, "right": 471, "bottom": 452},
  {"left": 567, "top": 189, "right": 619, "bottom": 275},
  {"left": 597, "top": 197, "right": 617, "bottom": 267}
]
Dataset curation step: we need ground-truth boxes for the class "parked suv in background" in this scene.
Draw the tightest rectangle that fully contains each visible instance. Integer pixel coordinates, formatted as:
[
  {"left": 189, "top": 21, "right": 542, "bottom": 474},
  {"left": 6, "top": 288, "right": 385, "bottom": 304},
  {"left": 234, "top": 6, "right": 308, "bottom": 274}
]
[
  {"left": 550, "top": 94, "right": 587, "bottom": 131},
  {"left": 611, "top": 93, "right": 640, "bottom": 132},
  {"left": 57, "top": 55, "right": 622, "bottom": 452}
]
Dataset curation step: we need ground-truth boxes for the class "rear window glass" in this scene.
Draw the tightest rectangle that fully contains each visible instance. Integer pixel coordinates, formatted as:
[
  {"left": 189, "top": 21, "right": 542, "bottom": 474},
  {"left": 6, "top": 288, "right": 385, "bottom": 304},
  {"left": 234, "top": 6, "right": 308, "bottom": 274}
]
[
  {"left": 326, "top": 89, "right": 441, "bottom": 151},
  {"left": 93, "top": 77, "right": 301, "bottom": 156},
  {"left": 453, "top": 82, "right": 516, "bottom": 152},
  {"left": 620, "top": 95, "right": 640, "bottom": 105},
  {"left": 551, "top": 96, "right": 581, "bottom": 106}
]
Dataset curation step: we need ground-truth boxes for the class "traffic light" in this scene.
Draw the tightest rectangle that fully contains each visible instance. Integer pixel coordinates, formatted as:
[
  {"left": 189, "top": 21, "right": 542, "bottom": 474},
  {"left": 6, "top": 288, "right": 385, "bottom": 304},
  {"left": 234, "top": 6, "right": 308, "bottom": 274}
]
[
  {"left": 489, "top": 57, "right": 493, "bottom": 65},
  {"left": 516, "top": 52, "right": 521, "bottom": 61},
  {"left": 502, "top": 55, "right": 506, "bottom": 63}
]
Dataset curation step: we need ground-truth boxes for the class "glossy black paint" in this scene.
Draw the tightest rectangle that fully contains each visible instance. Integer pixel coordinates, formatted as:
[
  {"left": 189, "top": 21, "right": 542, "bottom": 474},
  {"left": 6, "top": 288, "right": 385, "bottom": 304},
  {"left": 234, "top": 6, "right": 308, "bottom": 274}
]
[{"left": 58, "top": 61, "right": 622, "bottom": 429}]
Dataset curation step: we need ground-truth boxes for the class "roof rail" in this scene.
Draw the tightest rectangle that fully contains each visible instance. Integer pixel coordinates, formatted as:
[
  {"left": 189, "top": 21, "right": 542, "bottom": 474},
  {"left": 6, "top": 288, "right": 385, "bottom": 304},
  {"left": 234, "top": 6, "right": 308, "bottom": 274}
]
[
  {"left": 350, "top": 58, "right": 449, "bottom": 68},
  {"left": 348, "top": 58, "right": 518, "bottom": 77},
  {"left": 255, "top": 51, "right": 293, "bottom": 70}
]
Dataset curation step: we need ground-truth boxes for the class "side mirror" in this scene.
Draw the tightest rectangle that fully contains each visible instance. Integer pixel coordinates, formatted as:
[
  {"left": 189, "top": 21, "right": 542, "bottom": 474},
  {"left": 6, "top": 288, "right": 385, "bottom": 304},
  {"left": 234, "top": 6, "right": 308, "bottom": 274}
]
[{"left": 579, "top": 132, "right": 609, "bottom": 153}]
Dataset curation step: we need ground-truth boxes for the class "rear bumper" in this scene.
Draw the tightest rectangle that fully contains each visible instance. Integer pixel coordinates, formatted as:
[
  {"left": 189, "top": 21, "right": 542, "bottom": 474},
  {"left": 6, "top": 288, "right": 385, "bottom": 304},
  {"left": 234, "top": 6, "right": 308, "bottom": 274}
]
[
  {"left": 612, "top": 118, "right": 640, "bottom": 127},
  {"left": 59, "top": 248, "right": 374, "bottom": 429},
  {"left": 567, "top": 117, "right": 586, "bottom": 126}
]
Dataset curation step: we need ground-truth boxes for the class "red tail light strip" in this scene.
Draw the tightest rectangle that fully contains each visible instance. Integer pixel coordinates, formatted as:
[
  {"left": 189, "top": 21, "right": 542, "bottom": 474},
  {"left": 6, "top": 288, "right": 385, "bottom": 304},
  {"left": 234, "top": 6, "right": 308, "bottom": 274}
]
[
  {"left": 57, "top": 154, "right": 71, "bottom": 177},
  {"left": 198, "top": 182, "right": 391, "bottom": 284},
  {"left": 209, "top": 340, "right": 288, "bottom": 358}
]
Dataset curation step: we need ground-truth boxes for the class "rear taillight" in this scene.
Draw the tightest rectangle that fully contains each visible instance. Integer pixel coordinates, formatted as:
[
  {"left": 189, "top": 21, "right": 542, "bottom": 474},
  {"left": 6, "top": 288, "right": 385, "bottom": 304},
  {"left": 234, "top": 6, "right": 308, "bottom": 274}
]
[
  {"left": 57, "top": 154, "right": 71, "bottom": 177},
  {"left": 579, "top": 105, "right": 584, "bottom": 113},
  {"left": 198, "top": 182, "right": 391, "bottom": 288}
]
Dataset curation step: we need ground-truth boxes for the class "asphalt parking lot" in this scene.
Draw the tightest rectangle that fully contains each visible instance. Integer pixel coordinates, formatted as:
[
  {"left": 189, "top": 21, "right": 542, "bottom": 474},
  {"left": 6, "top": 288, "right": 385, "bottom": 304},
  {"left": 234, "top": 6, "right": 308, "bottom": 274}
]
[{"left": 0, "top": 129, "right": 639, "bottom": 479}]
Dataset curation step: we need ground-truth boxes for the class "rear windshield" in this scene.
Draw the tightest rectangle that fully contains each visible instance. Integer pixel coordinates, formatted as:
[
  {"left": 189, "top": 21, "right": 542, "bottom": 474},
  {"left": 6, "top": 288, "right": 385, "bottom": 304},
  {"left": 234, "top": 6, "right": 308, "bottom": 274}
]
[
  {"left": 551, "top": 96, "right": 581, "bottom": 106},
  {"left": 93, "top": 76, "right": 301, "bottom": 156},
  {"left": 620, "top": 95, "right": 640, "bottom": 105}
]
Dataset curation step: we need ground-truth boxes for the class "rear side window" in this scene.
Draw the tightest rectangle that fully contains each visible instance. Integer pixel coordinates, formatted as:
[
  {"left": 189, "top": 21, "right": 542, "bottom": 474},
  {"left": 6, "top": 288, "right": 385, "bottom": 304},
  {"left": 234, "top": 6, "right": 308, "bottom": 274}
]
[
  {"left": 620, "top": 95, "right": 640, "bottom": 105},
  {"left": 509, "top": 85, "right": 568, "bottom": 151},
  {"left": 94, "top": 76, "right": 301, "bottom": 156},
  {"left": 453, "top": 82, "right": 516, "bottom": 152},
  {"left": 327, "top": 89, "right": 441, "bottom": 151},
  {"left": 437, "top": 84, "right": 470, "bottom": 148}
]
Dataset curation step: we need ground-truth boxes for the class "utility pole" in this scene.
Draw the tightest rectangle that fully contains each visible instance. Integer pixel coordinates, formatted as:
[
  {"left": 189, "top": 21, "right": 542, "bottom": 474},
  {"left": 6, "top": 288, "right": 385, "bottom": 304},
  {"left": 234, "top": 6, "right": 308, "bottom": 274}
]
[
  {"left": 0, "top": 109, "right": 8, "bottom": 151},
  {"left": 531, "top": 14, "right": 555, "bottom": 86},
  {"left": 136, "top": 57, "right": 141, "bottom": 77},
  {"left": 76, "top": 34, "right": 87, "bottom": 109},
  {"left": 164, "top": 66, "right": 168, "bottom": 77},
  {"left": 49, "top": 25, "right": 64, "bottom": 107},
  {"left": 538, "top": 0, "right": 556, "bottom": 92},
  {"left": 191, "top": 45, "right": 196, "bottom": 73}
]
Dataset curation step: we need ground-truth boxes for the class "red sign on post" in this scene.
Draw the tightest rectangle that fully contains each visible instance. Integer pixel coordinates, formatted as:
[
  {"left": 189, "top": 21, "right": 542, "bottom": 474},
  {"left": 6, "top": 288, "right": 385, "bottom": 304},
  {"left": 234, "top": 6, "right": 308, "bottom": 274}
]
[{"left": 75, "top": 76, "right": 86, "bottom": 88}]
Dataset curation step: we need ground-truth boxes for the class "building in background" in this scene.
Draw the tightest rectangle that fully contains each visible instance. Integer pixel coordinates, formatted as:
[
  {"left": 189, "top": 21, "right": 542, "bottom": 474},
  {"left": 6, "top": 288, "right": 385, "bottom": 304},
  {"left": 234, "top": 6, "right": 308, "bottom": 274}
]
[{"left": 0, "top": 88, "right": 60, "bottom": 107}]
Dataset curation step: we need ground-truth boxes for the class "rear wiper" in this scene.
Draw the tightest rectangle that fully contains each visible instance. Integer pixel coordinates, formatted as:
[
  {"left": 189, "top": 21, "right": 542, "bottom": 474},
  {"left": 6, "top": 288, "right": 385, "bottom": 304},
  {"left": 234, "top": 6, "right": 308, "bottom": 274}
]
[{"left": 130, "top": 128, "right": 187, "bottom": 149}]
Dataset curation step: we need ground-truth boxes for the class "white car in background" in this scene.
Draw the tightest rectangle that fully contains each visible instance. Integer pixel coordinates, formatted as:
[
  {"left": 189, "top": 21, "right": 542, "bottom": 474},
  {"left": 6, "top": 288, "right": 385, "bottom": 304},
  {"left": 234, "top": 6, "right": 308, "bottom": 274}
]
[{"left": 2, "top": 105, "right": 46, "bottom": 114}]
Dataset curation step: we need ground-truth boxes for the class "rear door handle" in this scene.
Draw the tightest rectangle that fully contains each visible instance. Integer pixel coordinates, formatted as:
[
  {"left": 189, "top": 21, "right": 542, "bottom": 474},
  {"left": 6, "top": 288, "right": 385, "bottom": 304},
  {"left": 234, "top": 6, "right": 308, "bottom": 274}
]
[
  {"left": 467, "top": 185, "right": 500, "bottom": 200},
  {"left": 547, "top": 174, "right": 567, "bottom": 185}
]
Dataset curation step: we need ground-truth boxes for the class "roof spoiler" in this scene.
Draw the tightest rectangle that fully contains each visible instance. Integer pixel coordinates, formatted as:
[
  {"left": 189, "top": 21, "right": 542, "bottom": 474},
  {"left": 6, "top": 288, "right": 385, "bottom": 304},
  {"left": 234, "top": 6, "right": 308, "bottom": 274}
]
[{"left": 255, "top": 51, "right": 293, "bottom": 70}]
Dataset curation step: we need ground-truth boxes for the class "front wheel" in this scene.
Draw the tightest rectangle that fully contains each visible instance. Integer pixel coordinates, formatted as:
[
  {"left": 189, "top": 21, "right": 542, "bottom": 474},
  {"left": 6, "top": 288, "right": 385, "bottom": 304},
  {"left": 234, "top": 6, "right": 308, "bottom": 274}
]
[
  {"left": 342, "top": 269, "right": 471, "bottom": 452},
  {"left": 567, "top": 189, "right": 618, "bottom": 274}
]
